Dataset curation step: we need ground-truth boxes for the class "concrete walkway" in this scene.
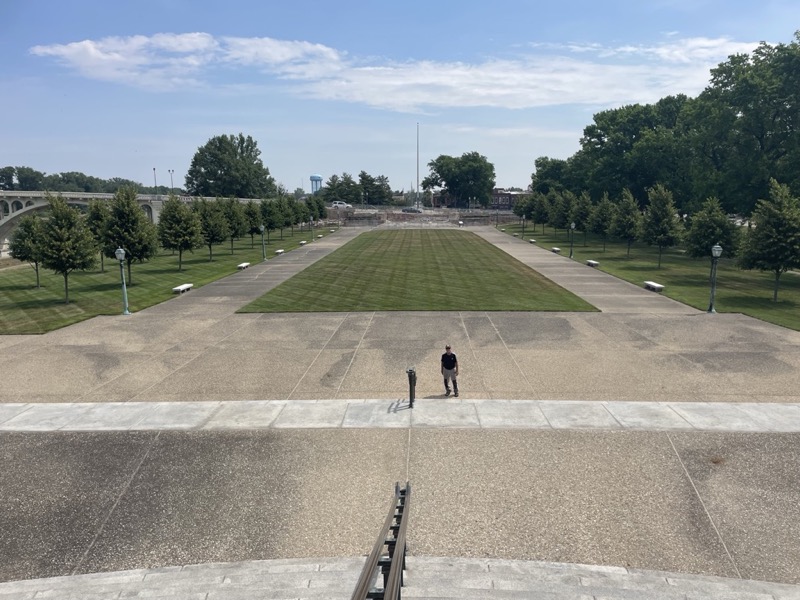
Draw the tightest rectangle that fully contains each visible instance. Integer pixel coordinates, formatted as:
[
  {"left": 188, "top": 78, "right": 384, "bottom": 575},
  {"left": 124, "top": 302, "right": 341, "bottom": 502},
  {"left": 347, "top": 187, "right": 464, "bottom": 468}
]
[{"left": 3, "top": 399, "right": 800, "bottom": 432}]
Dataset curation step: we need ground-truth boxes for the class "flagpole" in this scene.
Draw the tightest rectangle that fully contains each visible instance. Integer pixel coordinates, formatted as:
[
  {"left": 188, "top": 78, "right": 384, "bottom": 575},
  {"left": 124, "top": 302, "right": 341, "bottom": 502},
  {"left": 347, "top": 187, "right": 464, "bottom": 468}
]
[{"left": 416, "top": 122, "right": 419, "bottom": 208}]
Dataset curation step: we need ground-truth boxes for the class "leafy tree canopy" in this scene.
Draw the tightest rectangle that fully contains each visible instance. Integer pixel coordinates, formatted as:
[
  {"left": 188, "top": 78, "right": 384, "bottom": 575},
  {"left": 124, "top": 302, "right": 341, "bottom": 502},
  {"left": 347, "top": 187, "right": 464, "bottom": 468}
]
[
  {"left": 422, "top": 152, "right": 496, "bottom": 208},
  {"left": 185, "top": 133, "right": 277, "bottom": 199}
]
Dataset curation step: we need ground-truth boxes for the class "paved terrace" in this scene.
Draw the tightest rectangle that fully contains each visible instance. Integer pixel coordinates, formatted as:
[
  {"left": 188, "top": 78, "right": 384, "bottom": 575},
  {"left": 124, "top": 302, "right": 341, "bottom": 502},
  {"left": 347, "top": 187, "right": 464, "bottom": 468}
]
[{"left": 1, "top": 225, "right": 800, "bottom": 596}]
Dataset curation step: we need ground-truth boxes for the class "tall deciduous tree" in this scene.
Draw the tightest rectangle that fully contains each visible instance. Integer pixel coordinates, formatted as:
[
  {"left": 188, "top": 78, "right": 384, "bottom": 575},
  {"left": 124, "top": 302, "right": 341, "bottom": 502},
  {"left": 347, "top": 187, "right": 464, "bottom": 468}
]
[
  {"left": 243, "top": 200, "right": 262, "bottom": 247},
  {"left": 685, "top": 197, "right": 739, "bottom": 259},
  {"left": 642, "top": 184, "right": 683, "bottom": 268},
  {"left": 38, "top": 194, "right": 97, "bottom": 304},
  {"left": 221, "top": 197, "right": 247, "bottom": 254},
  {"left": 610, "top": 189, "right": 643, "bottom": 257},
  {"left": 104, "top": 187, "right": 159, "bottom": 284},
  {"left": 157, "top": 196, "right": 202, "bottom": 271},
  {"left": 193, "top": 199, "right": 230, "bottom": 261},
  {"left": 587, "top": 192, "right": 615, "bottom": 251},
  {"left": 85, "top": 199, "right": 110, "bottom": 272},
  {"left": 260, "top": 199, "right": 280, "bottom": 244},
  {"left": 185, "top": 133, "right": 276, "bottom": 199},
  {"left": 9, "top": 214, "right": 44, "bottom": 287},
  {"left": 738, "top": 180, "right": 800, "bottom": 301},
  {"left": 423, "top": 152, "right": 495, "bottom": 208}
]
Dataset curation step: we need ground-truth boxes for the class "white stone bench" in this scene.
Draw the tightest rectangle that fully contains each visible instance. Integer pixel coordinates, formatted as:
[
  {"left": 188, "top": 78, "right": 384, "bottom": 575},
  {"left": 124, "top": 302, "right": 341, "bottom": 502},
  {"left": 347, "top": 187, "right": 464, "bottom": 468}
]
[
  {"left": 317, "top": 234, "right": 323, "bottom": 238},
  {"left": 513, "top": 233, "right": 519, "bottom": 237},
  {"left": 529, "top": 239, "right": 536, "bottom": 244},
  {"left": 275, "top": 249, "right": 284, "bottom": 255},
  {"left": 587, "top": 260, "right": 599, "bottom": 268},
  {"left": 237, "top": 262, "right": 250, "bottom": 270},
  {"left": 299, "top": 241, "right": 307, "bottom": 245},
  {"left": 551, "top": 247, "right": 561, "bottom": 254},
  {"left": 644, "top": 280, "right": 664, "bottom": 293},
  {"left": 172, "top": 283, "right": 193, "bottom": 294}
]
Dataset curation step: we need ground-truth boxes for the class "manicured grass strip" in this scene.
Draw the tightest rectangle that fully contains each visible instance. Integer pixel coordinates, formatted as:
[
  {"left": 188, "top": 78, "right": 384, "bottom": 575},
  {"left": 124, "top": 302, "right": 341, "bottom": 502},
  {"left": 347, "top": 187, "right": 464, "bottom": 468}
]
[
  {"left": 240, "top": 229, "right": 596, "bottom": 312},
  {"left": 0, "top": 227, "right": 325, "bottom": 334},
  {"left": 506, "top": 224, "right": 800, "bottom": 330}
]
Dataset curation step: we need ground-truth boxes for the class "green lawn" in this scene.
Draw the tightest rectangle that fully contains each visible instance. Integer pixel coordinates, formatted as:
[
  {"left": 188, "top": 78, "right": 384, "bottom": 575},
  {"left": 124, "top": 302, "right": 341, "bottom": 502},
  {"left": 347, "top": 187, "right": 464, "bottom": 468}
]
[
  {"left": 507, "top": 223, "right": 800, "bottom": 330},
  {"left": 240, "top": 229, "right": 596, "bottom": 312},
  {"left": 0, "top": 227, "right": 325, "bottom": 334}
]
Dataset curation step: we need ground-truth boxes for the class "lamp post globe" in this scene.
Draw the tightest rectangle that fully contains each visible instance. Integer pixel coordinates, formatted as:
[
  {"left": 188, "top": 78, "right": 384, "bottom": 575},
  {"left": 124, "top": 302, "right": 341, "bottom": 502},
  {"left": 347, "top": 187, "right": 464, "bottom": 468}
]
[
  {"left": 707, "top": 243, "right": 723, "bottom": 314},
  {"left": 114, "top": 247, "right": 131, "bottom": 316}
]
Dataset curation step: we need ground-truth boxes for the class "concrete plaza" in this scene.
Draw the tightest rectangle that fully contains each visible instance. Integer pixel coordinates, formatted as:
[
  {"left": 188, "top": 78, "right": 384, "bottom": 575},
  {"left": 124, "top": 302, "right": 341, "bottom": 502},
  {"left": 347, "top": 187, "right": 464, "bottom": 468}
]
[{"left": 1, "top": 225, "right": 799, "bottom": 595}]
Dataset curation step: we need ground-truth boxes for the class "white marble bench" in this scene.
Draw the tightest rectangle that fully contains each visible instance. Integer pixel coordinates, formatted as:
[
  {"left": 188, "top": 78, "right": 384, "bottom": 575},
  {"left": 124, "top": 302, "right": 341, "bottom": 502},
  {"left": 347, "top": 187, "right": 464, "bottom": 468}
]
[
  {"left": 299, "top": 241, "right": 306, "bottom": 245},
  {"left": 644, "top": 280, "right": 664, "bottom": 293},
  {"left": 587, "top": 260, "right": 599, "bottom": 268},
  {"left": 529, "top": 239, "right": 536, "bottom": 244},
  {"left": 237, "top": 262, "right": 250, "bottom": 270},
  {"left": 551, "top": 247, "right": 561, "bottom": 254},
  {"left": 172, "top": 283, "right": 193, "bottom": 294},
  {"left": 275, "top": 249, "right": 285, "bottom": 255}
]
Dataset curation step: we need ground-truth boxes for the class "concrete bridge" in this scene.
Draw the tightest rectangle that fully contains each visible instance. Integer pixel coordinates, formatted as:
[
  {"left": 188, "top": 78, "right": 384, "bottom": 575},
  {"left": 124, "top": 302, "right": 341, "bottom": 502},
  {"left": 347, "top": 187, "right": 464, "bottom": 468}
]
[{"left": 0, "top": 191, "right": 253, "bottom": 256}]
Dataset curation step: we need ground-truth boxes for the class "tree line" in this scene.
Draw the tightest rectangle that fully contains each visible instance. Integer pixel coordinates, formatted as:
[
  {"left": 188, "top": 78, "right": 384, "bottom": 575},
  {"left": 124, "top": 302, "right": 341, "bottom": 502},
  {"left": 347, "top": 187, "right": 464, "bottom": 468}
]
[
  {"left": 530, "top": 32, "right": 800, "bottom": 218},
  {"left": 514, "top": 179, "right": 800, "bottom": 301},
  {"left": 9, "top": 188, "right": 328, "bottom": 304}
]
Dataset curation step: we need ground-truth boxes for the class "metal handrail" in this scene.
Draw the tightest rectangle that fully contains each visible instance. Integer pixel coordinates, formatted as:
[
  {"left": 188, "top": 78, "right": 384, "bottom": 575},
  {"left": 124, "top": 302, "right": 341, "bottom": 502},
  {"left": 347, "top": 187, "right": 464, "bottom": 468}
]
[{"left": 351, "top": 482, "right": 411, "bottom": 600}]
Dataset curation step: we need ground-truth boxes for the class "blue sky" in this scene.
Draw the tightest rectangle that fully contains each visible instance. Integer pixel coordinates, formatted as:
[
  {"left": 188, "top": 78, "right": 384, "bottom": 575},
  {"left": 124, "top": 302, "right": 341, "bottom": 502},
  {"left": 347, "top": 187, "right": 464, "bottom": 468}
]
[{"left": 1, "top": 1, "right": 797, "bottom": 193}]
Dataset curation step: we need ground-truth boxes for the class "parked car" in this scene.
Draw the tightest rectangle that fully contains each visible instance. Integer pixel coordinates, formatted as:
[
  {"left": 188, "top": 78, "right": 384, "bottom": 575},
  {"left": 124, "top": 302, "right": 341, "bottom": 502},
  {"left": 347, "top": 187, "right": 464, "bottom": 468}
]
[
  {"left": 331, "top": 201, "right": 352, "bottom": 209},
  {"left": 402, "top": 207, "right": 423, "bottom": 213}
]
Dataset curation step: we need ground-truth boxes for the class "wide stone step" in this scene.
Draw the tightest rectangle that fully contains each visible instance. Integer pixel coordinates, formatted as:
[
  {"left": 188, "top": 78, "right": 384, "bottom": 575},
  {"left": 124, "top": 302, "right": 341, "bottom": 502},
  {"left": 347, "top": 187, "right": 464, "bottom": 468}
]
[
  {"left": 1, "top": 556, "right": 799, "bottom": 600},
  {"left": 404, "top": 557, "right": 800, "bottom": 599}
]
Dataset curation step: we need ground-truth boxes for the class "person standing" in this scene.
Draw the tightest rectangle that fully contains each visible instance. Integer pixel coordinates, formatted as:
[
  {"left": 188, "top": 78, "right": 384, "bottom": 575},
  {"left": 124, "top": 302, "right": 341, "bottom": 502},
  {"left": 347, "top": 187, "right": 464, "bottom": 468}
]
[{"left": 441, "top": 344, "right": 459, "bottom": 397}]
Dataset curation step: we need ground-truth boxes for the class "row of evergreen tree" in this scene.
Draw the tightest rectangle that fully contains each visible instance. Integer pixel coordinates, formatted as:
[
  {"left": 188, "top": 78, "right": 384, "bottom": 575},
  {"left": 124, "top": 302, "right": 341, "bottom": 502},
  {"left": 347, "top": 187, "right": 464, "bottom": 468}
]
[
  {"left": 513, "top": 181, "right": 800, "bottom": 301},
  {"left": 8, "top": 188, "right": 329, "bottom": 303}
]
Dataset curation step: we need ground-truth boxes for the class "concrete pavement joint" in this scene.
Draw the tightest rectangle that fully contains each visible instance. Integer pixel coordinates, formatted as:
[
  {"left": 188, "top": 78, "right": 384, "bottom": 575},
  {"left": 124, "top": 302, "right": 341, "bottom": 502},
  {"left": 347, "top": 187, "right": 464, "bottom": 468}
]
[
  {"left": 287, "top": 312, "right": 351, "bottom": 401},
  {"left": 334, "top": 311, "right": 375, "bottom": 400},
  {"left": 71, "top": 431, "right": 162, "bottom": 576},
  {"left": 666, "top": 432, "right": 742, "bottom": 580}
]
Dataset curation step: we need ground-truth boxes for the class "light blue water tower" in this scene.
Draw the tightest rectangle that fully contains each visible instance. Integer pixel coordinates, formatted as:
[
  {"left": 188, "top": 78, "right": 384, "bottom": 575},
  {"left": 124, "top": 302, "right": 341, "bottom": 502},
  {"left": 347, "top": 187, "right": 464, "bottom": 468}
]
[{"left": 310, "top": 174, "right": 323, "bottom": 194}]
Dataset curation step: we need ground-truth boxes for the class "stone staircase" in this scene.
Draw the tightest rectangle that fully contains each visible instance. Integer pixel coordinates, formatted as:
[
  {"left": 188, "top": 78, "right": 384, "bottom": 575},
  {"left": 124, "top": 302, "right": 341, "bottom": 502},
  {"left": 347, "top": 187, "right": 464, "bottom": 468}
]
[{"left": 2, "top": 556, "right": 800, "bottom": 599}]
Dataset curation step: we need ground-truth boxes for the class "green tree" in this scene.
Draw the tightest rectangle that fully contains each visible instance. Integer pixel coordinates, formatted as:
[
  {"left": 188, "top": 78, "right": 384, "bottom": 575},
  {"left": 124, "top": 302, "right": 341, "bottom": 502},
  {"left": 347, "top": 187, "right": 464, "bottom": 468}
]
[
  {"left": 738, "top": 180, "right": 800, "bottom": 301},
  {"left": 610, "top": 189, "right": 642, "bottom": 256},
  {"left": 14, "top": 166, "right": 45, "bottom": 190},
  {"left": 548, "top": 190, "right": 571, "bottom": 235},
  {"left": 221, "top": 197, "right": 247, "bottom": 254},
  {"left": 685, "top": 197, "right": 739, "bottom": 259},
  {"left": 275, "top": 196, "right": 293, "bottom": 239},
  {"left": 243, "top": 200, "right": 262, "bottom": 247},
  {"left": 38, "top": 194, "right": 97, "bottom": 304},
  {"left": 587, "top": 192, "right": 615, "bottom": 251},
  {"left": 532, "top": 193, "right": 550, "bottom": 233},
  {"left": 642, "top": 184, "right": 683, "bottom": 268},
  {"left": 85, "top": 199, "right": 110, "bottom": 273},
  {"left": 185, "top": 133, "right": 277, "bottom": 198},
  {"left": 423, "top": 152, "right": 496, "bottom": 208},
  {"left": 193, "top": 198, "right": 230, "bottom": 261},
  {"left": 8, "top": 214, "right": 44, "bottom": 287},
  {"left": 157, "top": 196, "right": 202, "bottom": 271},
  {"left": 570, "top": 191, "right": 593, "bottom": 245},
  {"left": 104, "top": 187, "right": 159, "bottom": 284},
  {"left": 260, "top": 199, "right": 280, "bottom": 244},
  {"left": 0, "top": 166, "right": 15, "bottom": 190}
]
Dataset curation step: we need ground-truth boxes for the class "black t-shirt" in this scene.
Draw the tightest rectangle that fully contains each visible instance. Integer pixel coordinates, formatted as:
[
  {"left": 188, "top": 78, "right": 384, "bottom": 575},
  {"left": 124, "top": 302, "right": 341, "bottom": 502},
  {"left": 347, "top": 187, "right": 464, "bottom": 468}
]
[{"left": 441, "top": 352, "right": 457, "bottom": 370}]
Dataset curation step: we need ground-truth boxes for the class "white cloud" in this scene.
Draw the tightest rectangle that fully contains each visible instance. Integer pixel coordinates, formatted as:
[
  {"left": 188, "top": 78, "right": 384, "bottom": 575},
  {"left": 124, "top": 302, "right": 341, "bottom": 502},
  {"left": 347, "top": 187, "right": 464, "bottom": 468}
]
[{"left": 30, "top": 33, "right": 761, "bottom": 108}]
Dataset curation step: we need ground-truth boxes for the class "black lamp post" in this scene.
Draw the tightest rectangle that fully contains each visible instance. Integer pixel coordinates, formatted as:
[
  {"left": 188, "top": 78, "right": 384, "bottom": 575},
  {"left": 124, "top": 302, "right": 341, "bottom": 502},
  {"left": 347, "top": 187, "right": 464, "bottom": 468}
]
[
  {"left": 707, "top": 243, "right": 723, "bottom": 313},
  {"left": 114, "top": 247, "right": 131, "bottom": 315},
  {"left": 521, "top": 215, "right": 526, "bottom": 239},
  {"left": 168, "top": 169, "right": 174, "bottom": 194},
  {"left": 260, "top": 225, "right": 266, "bottom": 260},
  {"left": 569, "top": 222, "right": 576, "bottom": 258}
]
